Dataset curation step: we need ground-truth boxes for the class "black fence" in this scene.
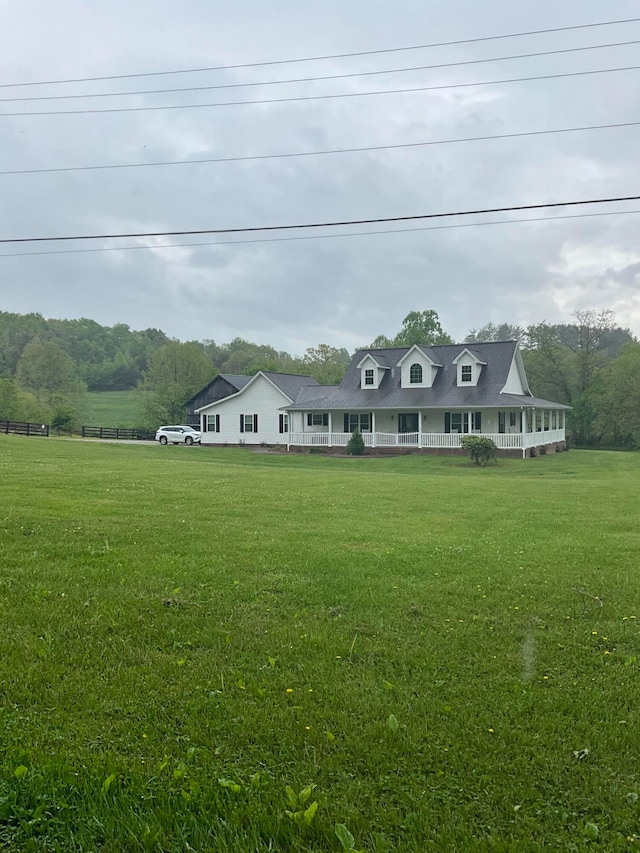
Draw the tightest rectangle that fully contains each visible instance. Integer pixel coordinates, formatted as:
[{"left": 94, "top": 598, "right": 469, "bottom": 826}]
[
  {"left": 1, "top": 420, "right": 49, "bottom": 437},
  {"left": 81, "top": 426, "right": 156, "bottom": 441}
]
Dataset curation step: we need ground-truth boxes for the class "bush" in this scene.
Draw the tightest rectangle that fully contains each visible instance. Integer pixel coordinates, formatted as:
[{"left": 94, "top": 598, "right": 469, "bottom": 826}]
[
  {"left": 51, "top": 404, "right": 78, "bottom": 435},
  {"left": 460, "top": 435, "right": 497, "bottom": 466},
  {"left": 346, "top": 429, "right": 365, "bottom": 456}
]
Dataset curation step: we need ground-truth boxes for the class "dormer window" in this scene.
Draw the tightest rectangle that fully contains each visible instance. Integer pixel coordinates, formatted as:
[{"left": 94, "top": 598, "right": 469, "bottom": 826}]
[
  {"left": 452, "top": 348, "right": 486, "bottom": 387},
  {"left": 364, "top": 369, "right": 374, "bottom": 386},
  {"left": 409, "top": 363, "right": 423, "bottom": 384}
]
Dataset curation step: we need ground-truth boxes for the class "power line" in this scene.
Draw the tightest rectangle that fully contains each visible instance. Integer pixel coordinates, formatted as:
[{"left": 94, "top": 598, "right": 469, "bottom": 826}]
[
  {"left": 2, "top": 39, "right": 638, "bottom": 103},
  {"left": 3, "top": 16, "right": 639, "bottom": 89},
  {"left": 2, "top": 119, "right": 638, "bottom": 177},
  {"left": 1, "top": 64, "right": 638, "bottom": 118},
  {"left": 1, "top": 195, "right": 638, "bottom": 245},
  {"left": 1, "top": 208, "right": 638, "bottom": 259}
]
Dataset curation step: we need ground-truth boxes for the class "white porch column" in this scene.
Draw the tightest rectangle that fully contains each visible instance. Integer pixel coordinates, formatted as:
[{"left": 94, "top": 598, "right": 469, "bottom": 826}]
[
  {"left": 328, "top": 412, "right": 333, "bottom": 447},
  {"left": 418, "top": 411, "right": 422, "bottom": 447},
  {"left": 372, "top": 411, "right": 376, "bottom": 447},
  {"left": 521, "top": 408, "right": 526, "bottom": 459}
]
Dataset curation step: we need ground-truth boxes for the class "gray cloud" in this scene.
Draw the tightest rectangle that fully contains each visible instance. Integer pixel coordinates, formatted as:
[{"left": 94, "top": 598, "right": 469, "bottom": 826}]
[{"left": 1, "top": 0, "right": 640, "bottom": 353}]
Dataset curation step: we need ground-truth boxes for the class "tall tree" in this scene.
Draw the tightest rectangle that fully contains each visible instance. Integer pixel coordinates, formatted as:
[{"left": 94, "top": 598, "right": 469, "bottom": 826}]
[
  {"left": 15, "top": 339, "right": 85, "bottom": 408},
  {"left": 591, "top": 342, "right": 640, "bottom": 448},
  {"left": 141, "top": 342, "right": 216, "bottom": 424},
  {"left": 301, "top": 344, "right": 350, "bottom": 384},
  {"left": 465, "top": 322, "right": 525, "bottom": 344},
  {"left": 392, "top": 310, "right": 454, "bottom": 347}
]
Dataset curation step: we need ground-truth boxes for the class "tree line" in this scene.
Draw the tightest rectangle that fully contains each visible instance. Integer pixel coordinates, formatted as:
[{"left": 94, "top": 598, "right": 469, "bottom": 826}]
[{"left": 0, "top": 308, "right": 638, "bottom": 448}]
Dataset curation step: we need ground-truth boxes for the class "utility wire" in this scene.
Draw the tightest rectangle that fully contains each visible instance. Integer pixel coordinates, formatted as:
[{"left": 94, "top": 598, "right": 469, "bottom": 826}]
[
  {"left": 2, "top": 119, "right": 638, "bottom": 177},
  {"left": 1, "top": 208, "right": 638, "bottom": 259},
  {"left": 2, "top": 16, "right": 639, "bottom": 89},
  {"left": 2, "top": 39, "right": 639, "bottom": 103},
  {"left": 1, "top": 195, "right": 638, "bottom": 245},
  {"left": 1, "top": 64, "right": 638, "bottom": 117}
]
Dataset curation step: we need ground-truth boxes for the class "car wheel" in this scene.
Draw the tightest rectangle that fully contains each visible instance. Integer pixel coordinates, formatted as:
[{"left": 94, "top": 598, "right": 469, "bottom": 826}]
[
  {"left": 159, "top": 435, "right": 168, "bottom": 445},
  {"left": 185, "top": 436, "right": 193, "bottom": 445}
]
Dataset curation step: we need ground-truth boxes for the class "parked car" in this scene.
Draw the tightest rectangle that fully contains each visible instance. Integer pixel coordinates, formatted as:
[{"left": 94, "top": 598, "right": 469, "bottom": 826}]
[{"left": 155, "top": 425, "right": 201, "bottom": 446}]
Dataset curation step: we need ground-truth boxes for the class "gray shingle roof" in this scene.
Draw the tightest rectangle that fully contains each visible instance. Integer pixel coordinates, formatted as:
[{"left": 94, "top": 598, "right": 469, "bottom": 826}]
[
  {"left": 261, "top": 372, "right": 319, "bottom": 402},
  {"left": 219, "top": 374, "right": 252, "bottom": 390},
  {"left": 288, "top": 342, "right": 569, "bottom": 410}
]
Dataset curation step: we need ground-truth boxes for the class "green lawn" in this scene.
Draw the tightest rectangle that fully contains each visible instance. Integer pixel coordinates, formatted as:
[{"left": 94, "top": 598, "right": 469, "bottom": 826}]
[
  {"left": 1, "top": 440, "right": 639, "bottom": 851},
  {"left": 82, "top": 390, "right": 147, "bottom": 428}
]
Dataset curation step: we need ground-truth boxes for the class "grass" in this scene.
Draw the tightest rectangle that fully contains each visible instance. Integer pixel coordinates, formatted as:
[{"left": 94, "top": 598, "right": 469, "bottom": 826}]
[
  {"left": 82, "top": 390, "right": 146, "bottom": 428},
  {"left": 1, "top": 439, "right": 639, "bottom": 851}
]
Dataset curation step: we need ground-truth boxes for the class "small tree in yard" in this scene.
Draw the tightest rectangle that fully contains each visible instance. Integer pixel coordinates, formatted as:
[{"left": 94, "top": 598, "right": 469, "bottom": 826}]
[
  {"left": 461, "top": 435, "right": 497, "bottom": 466},
  {"left": 346, "top": 429, "right": 365, "bottom": 456}
]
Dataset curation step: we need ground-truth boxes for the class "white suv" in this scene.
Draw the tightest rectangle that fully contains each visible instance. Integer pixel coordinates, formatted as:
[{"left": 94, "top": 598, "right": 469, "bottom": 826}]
[{"left": 155, "top": 425, "right": 201, "bottom": 446}]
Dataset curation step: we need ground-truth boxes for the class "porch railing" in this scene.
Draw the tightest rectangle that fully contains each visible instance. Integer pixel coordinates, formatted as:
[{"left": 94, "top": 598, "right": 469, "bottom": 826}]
[{"left": 289, "top": 429, "right": 565, "bottom": 449}]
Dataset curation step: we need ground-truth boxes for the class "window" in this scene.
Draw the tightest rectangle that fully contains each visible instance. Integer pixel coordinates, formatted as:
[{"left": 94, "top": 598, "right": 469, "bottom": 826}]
[
  {"left": 364, "top": 369, "right": 374, "bottom": 386},
  {"left": 409, "top": 363, "right": 423, "bottom": 384},
  {"left": 279, "top": 414, "right": 289, "bottom": 433},
  {"left": 498, "top": 412, "right": 505, "bottom": 434},
  {"left": 240, "top": 414, "right": 258, "bottom": 433},
  {"left": 509, "top": 412, "right": 517, "bottom": 428},
  {"left": 205, "top": 414, "right": 220, "bottom": 432},
  {"left": 445, "top": 411, "right": 481, "bottom": 433},
  {"left": 307, "top": 413, "right": 328, "bottom": 427},
  {"left": 344, "top": 413, "right": 371, "bottom": 433},
  {"left": 461, "top": 365, "right": 473, "bottom": 382}
]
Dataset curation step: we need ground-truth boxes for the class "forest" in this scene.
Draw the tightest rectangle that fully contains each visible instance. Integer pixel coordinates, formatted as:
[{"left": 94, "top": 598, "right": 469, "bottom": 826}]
[{"left": 0, "top": 307, "right": 638, "bottom": 448}]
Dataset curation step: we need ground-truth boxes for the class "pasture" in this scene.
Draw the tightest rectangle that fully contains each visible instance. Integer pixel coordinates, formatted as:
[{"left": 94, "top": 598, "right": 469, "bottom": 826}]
[
  {"left": 0, "top": 438, "right": 639, "bottom": 851},
  {"left": 82, "top": 391, "right": 146, "bottom": 428}
]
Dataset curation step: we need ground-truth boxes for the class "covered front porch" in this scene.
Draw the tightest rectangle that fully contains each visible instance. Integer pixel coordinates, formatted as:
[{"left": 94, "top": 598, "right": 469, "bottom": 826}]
[{"left": 287, "top": 407, "right": 567, "bottom": 457}]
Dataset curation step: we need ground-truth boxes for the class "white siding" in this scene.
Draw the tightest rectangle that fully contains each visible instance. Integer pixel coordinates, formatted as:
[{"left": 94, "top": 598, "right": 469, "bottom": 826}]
[
  {"left": 200, "top": 375, "right": 290, "bottom": 445},
  {"left": 359, "top": 354, "right": 383, "bottom": 389},
  {"left": 399, "top": 351, "right": 435, "bottom": 388},
  {"left": 455, "top": 351, "right": 481, "bottom": 386},
  {"left": 502, "top": 354, "right": 527, "bottom": 394}
]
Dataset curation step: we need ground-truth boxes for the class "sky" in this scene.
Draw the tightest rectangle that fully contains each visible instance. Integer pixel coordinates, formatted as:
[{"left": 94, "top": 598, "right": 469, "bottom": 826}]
[{"left": 1, "top": 0, "right": 640, "bottom": 355}]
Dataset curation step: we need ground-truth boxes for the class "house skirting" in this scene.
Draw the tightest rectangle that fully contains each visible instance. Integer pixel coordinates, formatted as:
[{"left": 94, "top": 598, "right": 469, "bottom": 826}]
[{"left": 285, "top": 442, "right": 568, "bottom": 458}]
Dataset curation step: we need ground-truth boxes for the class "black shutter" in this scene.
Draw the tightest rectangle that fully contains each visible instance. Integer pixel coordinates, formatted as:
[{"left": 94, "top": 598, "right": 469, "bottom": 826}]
[
  {"left": 475, "top": 411, "right": 482, "bottom": 431},
  {"left": 444, "top": 412, "right": 451, "bottom": 433},
  {"left": 202, "top": 415, "right": 207, "bottom": 433},
  {"left": 279, "top": 414, "right": 284, "bottom": 434},
  {"left": 254, "top": 414, "right": 258, "bottom": 432},
  {"left": 322, "top": 413, "right": 328, "bottom": 427},
  {"left": 307, "top": 414, "right": 312, "bottom": 427},
  {"left": 344, "top": 414, "right": 349, "bottom": 432},
  {"left": 240, "top": 415, "right": 244, "bottom": 433},
  {"left": 216, "top": 414, "right": 220, "bottom": 432}
]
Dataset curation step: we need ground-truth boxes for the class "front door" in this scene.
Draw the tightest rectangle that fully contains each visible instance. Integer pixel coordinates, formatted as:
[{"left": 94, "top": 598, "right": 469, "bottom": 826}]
[{"left": 398, "top": 413, "right": 419, "bottom": 433}]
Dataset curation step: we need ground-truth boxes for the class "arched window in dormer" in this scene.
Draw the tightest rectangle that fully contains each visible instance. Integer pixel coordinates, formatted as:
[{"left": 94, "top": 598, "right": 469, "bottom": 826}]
[{"left": 409, "top": 363, "right": 423, "bottom": 384}]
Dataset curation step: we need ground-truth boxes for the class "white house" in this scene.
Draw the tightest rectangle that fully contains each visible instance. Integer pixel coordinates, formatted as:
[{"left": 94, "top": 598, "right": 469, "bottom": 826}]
[
  {"left": 196, "top": 372, "right": 319, "bottom": 446},
  {"left": 285, "top": 341, "right": 569, "bottom": 457},
  {"left": 194, "top": 342, "right": 570, "bottom": 458}
]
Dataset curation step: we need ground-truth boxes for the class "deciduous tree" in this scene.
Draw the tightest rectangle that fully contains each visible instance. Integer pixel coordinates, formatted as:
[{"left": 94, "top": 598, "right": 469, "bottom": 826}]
[{"left": 141, "top": 341, "right": 216, "bottom": 424}]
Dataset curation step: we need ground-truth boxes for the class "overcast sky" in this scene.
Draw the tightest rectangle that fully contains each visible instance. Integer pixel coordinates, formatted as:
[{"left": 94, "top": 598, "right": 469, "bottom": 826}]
[{"left": 1, "top": 1, "right": 640, "bottom": 354}]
